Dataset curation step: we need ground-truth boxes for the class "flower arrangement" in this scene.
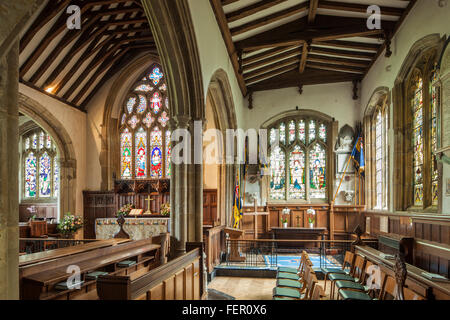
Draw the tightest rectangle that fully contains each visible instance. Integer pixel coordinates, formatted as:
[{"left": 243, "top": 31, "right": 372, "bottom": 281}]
[
  {"left": 306, "top": 208, "right": 316, "bottom": 225},
  {"left": 117, "top": 203, "right": 135, "bottom": 218},
  {"left": 57, "top": 213, "right": 83, "bottom": 234},
  {"left": 161, "top": 203, "right": 170, "bottom": 216},
  {"left": 281, "top": 217, "right": 288, "bottom": 224}
]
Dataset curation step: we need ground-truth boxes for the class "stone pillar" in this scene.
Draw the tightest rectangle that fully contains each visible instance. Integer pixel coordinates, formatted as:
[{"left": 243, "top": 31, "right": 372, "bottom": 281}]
[{"left": 0, "top": 40, "right": 20, "bottom": 300}]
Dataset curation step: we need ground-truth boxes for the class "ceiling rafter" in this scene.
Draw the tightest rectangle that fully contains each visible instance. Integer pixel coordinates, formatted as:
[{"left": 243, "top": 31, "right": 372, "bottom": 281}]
[{"left": 211, "top": 0, "right": 415, "bottom": 95}]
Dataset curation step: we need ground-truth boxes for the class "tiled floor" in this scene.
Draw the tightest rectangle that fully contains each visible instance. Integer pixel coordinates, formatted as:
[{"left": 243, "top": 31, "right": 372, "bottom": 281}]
[{"left": 207, "top": 276, "right": 333, "bottom": 300}]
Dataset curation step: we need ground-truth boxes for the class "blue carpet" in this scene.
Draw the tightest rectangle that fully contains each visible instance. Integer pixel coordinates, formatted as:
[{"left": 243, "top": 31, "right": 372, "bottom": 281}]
[{"left": 263, "top": 255, "right": 340, "bottom": 269}]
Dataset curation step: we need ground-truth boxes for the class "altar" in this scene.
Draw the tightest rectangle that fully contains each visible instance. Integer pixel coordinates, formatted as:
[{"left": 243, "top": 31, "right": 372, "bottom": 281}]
[
  {"left": 272, "top": 227, "right": 326, "bottom": 251},
  {"left": 95, "top": 216, "right": 170, "bottom": 240}
]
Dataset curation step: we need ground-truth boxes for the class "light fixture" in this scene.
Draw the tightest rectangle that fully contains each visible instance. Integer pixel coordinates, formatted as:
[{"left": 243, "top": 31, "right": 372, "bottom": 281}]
[{"left": 45, "top": 86, "right": 56, "bottom": 94}]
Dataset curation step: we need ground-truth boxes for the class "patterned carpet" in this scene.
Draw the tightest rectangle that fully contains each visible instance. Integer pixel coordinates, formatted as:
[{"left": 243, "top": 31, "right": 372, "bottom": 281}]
[{"left": 263, "top": 254, "right": 341, "bottom": 269}]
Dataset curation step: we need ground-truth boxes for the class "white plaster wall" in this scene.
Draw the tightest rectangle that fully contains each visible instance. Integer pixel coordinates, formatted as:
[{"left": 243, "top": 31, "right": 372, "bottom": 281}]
[
  {"left": 360, "top": 0, "right": 450, "bottom": 213},
  {"left": 242, "top": 83, "right": 359, "bottom": 130},
  {"left": 19, "top": 84, "right": 87, "bottom": 216},
  {"left": 187, "top": 0, "right": 246, "bottom": 128}
]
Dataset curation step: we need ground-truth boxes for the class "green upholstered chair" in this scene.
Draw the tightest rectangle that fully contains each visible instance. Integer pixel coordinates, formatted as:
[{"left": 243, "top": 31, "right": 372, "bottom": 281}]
[
  {"left": 332, "top": 255, "right": 367, "bottom": 299},
  {"left": 277, "top": 251, "right": 307, "bottom": 274},
  {"left": 276, "top": 263, "right": 314, "bottom": 291},
  {"left": 323, "top": 251, "right": 355, "bottom": 292},
  {"left": 273, "top": 272, "right": 317, "bottom": 300}
]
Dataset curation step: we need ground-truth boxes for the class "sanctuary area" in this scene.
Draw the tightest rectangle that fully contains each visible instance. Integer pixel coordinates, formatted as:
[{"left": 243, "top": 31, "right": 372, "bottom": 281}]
[{"left": 1, "top": 0, "right": 450, "bottom": 302}]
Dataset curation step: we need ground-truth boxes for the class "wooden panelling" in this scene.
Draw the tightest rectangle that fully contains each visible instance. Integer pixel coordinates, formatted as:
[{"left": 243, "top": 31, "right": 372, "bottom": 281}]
[
  {"left": 203, "top": 189, "right": 218, "bottom": 226},
  {"left": 364, "top": 211, "right": 450, "bottom": 278},
  {"left": 184, "top": 264, "right": 193, "bottom": 300},
  {"left": 19, "top": 203, "right": 57, "bottom": 222},
  {"left": 149, "top": 283, "right": 164, "bottom": 300},
  {"left": 164, "top": 276, "right": 175, "bottom": 300},
  {"left": 241, "top": 204, "right": 364, "bottom": 239},
  {"left": 203, "top": 225, "right": 225, "bottom": 273}
]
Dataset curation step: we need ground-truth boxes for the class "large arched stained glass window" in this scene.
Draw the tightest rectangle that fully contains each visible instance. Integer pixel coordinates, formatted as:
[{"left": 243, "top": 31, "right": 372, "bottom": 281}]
[
  {"left": 22, "top": 129, "right": 59, "bottom": 201},
  {"left": 412, "top": 75, "right": 424, "bottom": 206},
  {"left": 269, "top": 117, "right": 329, "bottom": 201},
  {"left": 119, "top": 64, "right": 171, "bottom": 180}
]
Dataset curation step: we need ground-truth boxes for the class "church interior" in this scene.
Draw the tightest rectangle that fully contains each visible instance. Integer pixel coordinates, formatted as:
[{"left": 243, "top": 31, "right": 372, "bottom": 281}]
[{"left": 1, "top": 0, "right": 450, "bottom": 302}]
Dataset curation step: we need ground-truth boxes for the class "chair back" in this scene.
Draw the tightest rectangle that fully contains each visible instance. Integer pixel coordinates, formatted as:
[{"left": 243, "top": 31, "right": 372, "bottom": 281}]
[
  {"left": 352, "top": 255, "right": 366, "bottom": 282},
  {"left": 342, "top": 251, "right": 355, "bottom": 273},
  {"left": 311, "top": 284, "right": 326, "bottom": 300},
  {"left": 403, "top": 287, "right": 425, "bottom": 300},
  {"left": 380, "top": 275, "right": 397, "bottom": 300},
  {"left": 306, "top": 273, "right": 318, "bottom": 300},
  {"left": 30, "top": 221, "right": 47, "bottom": 237}
]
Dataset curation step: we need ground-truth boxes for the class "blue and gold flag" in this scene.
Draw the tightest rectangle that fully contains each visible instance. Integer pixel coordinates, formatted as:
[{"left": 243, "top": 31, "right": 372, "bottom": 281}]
[
  {"left": 351, "top": 136, "right": 365, "bottom": 177},
  {"left": 232, "top": 172, "right": 243, "bottom": 228}
]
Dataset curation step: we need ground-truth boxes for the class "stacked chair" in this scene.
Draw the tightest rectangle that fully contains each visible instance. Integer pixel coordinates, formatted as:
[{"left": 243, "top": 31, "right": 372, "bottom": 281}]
[{"left": 272, "top": 251, "right": 325, "bottom": 300}]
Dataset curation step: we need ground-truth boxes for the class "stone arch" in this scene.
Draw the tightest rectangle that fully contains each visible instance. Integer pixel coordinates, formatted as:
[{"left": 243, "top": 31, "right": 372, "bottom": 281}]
[
  {"left": 101, "top": 53, "right": 160, "bottom": 191},
  {"left": 364, "top": 86, "right": 390, "bottom": 118},
  {"left": 136, "top": 1, "right": 206, "bottom": 251},
  {"left": 18, "top": 93, "right": 78, "bottom": 217},
  {"left": 206, "top": 69, "right": 238, "bottom": 227}
]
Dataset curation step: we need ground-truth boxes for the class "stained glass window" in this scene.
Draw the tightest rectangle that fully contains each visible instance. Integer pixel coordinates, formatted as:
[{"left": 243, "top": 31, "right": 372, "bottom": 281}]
[
  {"left": 25, "top": 152, "right": 37, "bottom": 198},
  {"left": 135, "top": 128, "right": 147, "bottom": 179},
  {"left": 309, "top": 144, "right": 326, "bottom": 199},
  {"left": 120, "top": 129, "right": 132, "bottom": 179},
  {"left": 269, "top": 117, "right": 328, "bottom": 201},
  {"left": 412, "top": 76, "right": 424, "bottom": 206},
  {"left": 288, "top": 145, "right": 305, "bottom": 199},
  {"left": 374, "top": 108, "right": 387, "bottom": 210},
  {"left": 22, "top": 129, "right": 59, "bottom": 201},
  {"left": 119, "top": 63, "right": 171, "bottom": 180},
  {"left": 270, "top": 146, "right": 285, "bottom": 200},
  {"left": 430, "top": 71, "right": 439, "bottom": 206}
]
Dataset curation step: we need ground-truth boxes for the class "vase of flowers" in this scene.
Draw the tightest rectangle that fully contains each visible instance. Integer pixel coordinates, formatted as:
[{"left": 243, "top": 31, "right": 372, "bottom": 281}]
[
  {"left": 117, "top": 203, "right": 135, "bottom": 218},
  {"left": 161, "top": 203, "right": 170, "bottom": 216},
  {"left": 57, "top": 213, "right": 83, "bottom": 238},
  {"left": 281, "top": 217, "right": 288, "bottom": 228},
  {"left": 306, "top": 208, "right": 316, "bottom": 228}
]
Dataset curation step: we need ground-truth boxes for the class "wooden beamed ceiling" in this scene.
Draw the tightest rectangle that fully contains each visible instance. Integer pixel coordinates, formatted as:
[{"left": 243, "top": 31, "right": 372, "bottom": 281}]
[
  {"left": 211, "top": 0, "right": 417, "bottom": 95},
  {"left": 19, "top": 0, "right": 156, "bottom": 111}
]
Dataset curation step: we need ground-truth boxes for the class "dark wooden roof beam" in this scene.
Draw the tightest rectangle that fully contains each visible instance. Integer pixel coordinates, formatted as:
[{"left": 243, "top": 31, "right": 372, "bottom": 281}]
[
  {"left": 307, "top": 61, "right": 365, "bottom": 74},
  {"left": 230, "top": 2, "right": 308, "bottom": 37},
  {"left": 243, "top": 45, "right": 298, "bottom": 65},
  {"left": 308, "top": 0, "right": 319, "bottom": 24},
  {"left": 226, "top": 0, "right": 288, "bottom": 23},
  {"left": 312, "top": 40, "right": 379, "bottom": 52},
  {"left": 243, "top": 56, "right": 300, "bottom": 80},
  {"left": 243, "top": 47, "right": 300, "bottom": 71},
  {"left": 246, "top": 64, "right": 298, "bottom": 85},
  {"left": 307, "top": 53, "right": 369, "bottom": 68},
  {"left": 318, "top": 1, "right": 404, "bottom": 17},
  {"left": 310, "top": 46, "right": 375, "bottom": 60}
]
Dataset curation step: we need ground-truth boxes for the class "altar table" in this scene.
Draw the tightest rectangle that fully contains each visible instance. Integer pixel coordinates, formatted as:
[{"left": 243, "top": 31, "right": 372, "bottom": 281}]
[
  {"left": 272, "top": 227, "right": 326, "bottom": 250},
  {"left": 96, "top": 217, "right": 170, "bottom": 240}
]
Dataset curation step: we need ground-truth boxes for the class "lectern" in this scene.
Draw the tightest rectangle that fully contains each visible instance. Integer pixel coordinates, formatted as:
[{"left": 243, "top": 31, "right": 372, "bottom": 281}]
[{"left": 224, "top": 227, "right": 245, "bottom": 262}]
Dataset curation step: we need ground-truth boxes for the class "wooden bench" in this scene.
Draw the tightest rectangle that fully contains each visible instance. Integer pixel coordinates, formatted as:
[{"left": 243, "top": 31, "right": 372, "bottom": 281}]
[
  {"left": 20, "top": 239, "right": 162, "bottom": 300},
  {"left": 355, "top": 245, "right": 450, "bottom": 300},
  {"left": 97, "top": 243, "right": 204, "bottom": 300}
]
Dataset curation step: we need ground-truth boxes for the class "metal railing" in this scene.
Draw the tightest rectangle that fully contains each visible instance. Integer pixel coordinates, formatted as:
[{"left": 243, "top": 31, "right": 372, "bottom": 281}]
[
  {"left": 224, "top": 239, "right": 378, "bottom": 270},
  {"left": 19, "top": 238, "right": 97, "bottom": 255}
]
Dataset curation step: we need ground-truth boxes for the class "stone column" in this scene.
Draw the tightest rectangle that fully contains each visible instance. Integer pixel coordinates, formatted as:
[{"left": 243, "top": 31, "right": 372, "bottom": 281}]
[{"left": 0, "top": 40, "right": 20, "bottom": 300}]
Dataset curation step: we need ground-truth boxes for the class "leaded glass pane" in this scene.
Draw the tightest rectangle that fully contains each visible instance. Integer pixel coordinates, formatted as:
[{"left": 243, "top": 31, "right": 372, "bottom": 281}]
[
  {"left": 120, "top": 129, "right": 132, "bottom": 179},
  {"left": 288, "top": 145, "right": 305, "bottom": 200},
  {"left": 150, "top": 127, "right": 163, "bottom": 178},
  {"left": 270, "top": 146, "right": 285, "bottom": 200},
  {"left": 151, "top": 92, "right": 162, "bottom": 114},
  {"left": 25, "top": 152, "right": 37, "bottom": 198},
  {"left": 128, "top": 115, "right": 139, "bottom": 129},
  {"left": 135, "top": 84, "right": 153, "bottom": 92},
  {"left": 430, "top": 72, "right": 439, "bottom": 206},
  {"left": 319, "top": 124, "right": 327, "bottom": 142},
  {"left": 25, "top": 138, "right": 30, "bottom": 151},
  {"left": 288, "top": 120, "right": 296, "bottom": 144},
  {"left": 298, "top": 120, "right": 306, "bottom": 144},
  {"left": 39, "top": 131, "right": 45, "bottom": 150},
  {"left": 127, "top": 97, "right": 136, "bottom": 114},
  {"left": 279, "top": 123, "right": 286, "bottom": 145},
  {"left": 150, "top": 67, "right": 163, "bottom": 85},
  {"left": 39, "top": 153, "right": 51, "bottom": 197},
  {"left": 135, "top": 128, "right": 147, "bottom": 179},
  {"left": 137, "top": 95, "right": 147, "bottom": 113},
  {"left": 158, "top": 111, "right": 169, "bottom": 127},
  {"left": 32, "top": 134, "right": 37, "bottom": 149},
  {"left": 309, "top": 144, "right": 326, "bottom": 199},
  {"left": 53, "top": 158, "right": 59, "bottom": 198},
  {"left": 166, "top": 130, "right": 171, "bottom": 177},
  {"left": 143, "top": 112, "right": 154, "bottom": 128},
  {"left": 46, "top": 135, "right": 52, "bottom": 149},
  {"left": 412, "top": 76, "right": 424, "bottom": 206},
  {"left": 309, "top": 120, "right": 316, "bottom": 144}
]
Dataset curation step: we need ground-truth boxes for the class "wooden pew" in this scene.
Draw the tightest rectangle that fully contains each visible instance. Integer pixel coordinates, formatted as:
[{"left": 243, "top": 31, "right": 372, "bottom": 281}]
[
  {"left": 97, "top": 242, "right": 204, "bottom": 300},
  {"left": 20, "top": 239, "right": 161, "bottom": 300},
  {"left": 355, "top": 245, "right": 450, "bottom": 300}
]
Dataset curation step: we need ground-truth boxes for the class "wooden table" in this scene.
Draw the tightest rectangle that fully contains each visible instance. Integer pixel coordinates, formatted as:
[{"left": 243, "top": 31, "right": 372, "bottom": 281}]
[
  {"left": 355, "top": 245, "right": 450, "bottom": 300},
  {"left": 272, "top": 227, "right": 326, "bottom": 250}
]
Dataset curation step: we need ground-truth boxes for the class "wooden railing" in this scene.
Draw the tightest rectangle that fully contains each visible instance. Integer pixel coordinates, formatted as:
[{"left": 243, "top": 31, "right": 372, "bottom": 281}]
[
  {"left": 203, "top": 226, "right": 225, "bottom": 273},
  {"left": 96, "top": 242, "right": 204, "bottom": 300}
]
